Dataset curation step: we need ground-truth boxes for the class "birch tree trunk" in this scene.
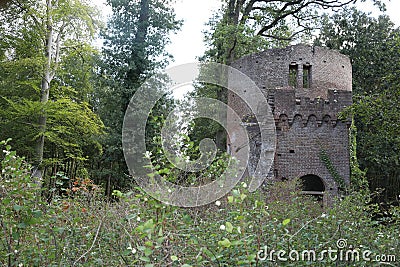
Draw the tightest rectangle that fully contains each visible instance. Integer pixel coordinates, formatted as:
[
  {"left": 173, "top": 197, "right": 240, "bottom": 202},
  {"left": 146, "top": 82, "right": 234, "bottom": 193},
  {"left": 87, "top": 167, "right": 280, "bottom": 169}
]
[{"left": 34, "top": 0, "right": 55, "bottom": 181}]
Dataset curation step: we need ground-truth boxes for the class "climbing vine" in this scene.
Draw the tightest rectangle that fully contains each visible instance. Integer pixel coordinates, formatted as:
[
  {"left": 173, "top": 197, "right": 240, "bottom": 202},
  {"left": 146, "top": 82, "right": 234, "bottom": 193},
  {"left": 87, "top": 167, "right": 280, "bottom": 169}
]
[
  {"left": 319, "top": 148, "right": 347, "bottom": 191},
  {"left": 348, "top": 119, "right": 368, "bottom": 191}
]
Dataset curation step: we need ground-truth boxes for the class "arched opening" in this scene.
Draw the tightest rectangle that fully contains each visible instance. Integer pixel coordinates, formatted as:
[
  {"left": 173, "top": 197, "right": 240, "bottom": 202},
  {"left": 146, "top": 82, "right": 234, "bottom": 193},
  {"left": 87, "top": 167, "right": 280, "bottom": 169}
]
[{"left": 300, "top": 174, "right": 325, "bottom": 203}]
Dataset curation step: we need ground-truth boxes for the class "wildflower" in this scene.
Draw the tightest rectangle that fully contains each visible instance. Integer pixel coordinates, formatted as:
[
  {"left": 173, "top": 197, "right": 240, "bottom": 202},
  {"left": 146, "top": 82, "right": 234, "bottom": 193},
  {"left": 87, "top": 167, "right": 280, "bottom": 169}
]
[
  {"left": 144, "top": 151, "right": 152, "bottom": 159},
  {"left": 137, "top": 217, "right": 141, "bottom": 222},
  {"left": 220, "top": 225, "right": 225, "bottom": 230},
  {"left": 242, "top": 182, "right": 247, "bottom": 188},
  {"left": 127, "top": 244, "right": 137, "bottom": 254},
  {"left": 215, "top": 200, "right": 221, "bottom": 206}
]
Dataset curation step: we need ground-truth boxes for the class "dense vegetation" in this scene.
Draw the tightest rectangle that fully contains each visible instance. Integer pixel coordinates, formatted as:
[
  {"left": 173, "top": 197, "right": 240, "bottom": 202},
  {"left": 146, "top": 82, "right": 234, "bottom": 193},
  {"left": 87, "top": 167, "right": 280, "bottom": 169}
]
[
  {"left": 0, "top": 0, "right": 399, "bottom": 266},
  {"left": 1, "top": 141, "right": 399, "bottom": 266}
]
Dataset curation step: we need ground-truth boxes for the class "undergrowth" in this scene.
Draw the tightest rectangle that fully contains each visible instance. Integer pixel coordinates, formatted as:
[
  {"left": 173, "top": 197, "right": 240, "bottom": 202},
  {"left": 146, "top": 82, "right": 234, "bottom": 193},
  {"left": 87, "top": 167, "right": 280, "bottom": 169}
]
[{"left": 1, "top": 141, "right": 399, "bottom": 266}]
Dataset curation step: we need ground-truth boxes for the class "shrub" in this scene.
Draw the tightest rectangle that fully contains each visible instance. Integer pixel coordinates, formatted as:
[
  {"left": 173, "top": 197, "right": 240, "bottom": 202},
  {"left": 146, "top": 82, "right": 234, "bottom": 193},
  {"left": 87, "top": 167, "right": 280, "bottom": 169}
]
[{"left": 1, "top": 141, "right": 399, "bottom": 266}]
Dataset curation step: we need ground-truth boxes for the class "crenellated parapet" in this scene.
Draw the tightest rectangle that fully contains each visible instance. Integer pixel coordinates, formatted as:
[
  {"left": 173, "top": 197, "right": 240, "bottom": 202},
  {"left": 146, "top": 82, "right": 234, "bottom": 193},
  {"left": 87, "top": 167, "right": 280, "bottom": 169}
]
[{"left": 269, "top": 89, "right": 352, "bottom": 130}]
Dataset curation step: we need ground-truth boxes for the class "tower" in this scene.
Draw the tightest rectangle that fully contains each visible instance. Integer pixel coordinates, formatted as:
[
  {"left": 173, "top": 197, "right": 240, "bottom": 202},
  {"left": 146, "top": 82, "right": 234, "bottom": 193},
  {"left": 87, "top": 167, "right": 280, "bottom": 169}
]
[{"left": 228, "top": 44, "right": 353, "bottom": 203}]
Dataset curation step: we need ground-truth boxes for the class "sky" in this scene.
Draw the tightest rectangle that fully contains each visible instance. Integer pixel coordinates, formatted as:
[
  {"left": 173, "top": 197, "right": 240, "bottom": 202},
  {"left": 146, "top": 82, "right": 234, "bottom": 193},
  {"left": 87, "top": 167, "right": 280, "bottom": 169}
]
[{"left": 93, "top": 0, "right": 400, "bottom": 68}]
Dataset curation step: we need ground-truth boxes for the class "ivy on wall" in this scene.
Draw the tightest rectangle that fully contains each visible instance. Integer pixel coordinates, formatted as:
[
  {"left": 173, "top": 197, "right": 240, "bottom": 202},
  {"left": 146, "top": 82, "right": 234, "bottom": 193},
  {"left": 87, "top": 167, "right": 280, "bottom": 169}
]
[{"left": 319, "top": 148, "right": 347, "bottom": 191}]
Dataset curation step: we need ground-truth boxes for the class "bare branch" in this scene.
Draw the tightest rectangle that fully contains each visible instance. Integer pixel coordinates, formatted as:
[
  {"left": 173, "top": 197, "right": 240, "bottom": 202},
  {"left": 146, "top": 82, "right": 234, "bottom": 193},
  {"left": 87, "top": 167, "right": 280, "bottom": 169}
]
[
  {"left": 13, "top": 0, "right": 41, "bottom": 27},
  {"left": 257, "top": 1, "right": 310, "bottom": 36},
  {"left": 239, "top": 0, "right": 357, "bottom": 37},
  {"left": 50, "top": 22, "right": 68, "bottom": 80},
  {"left": 240, "top": 0, "right": 257, "bottom": 23},
  {"left": 73, "top": 219, "right": 103, "bottom": 266},
  {"left": 259, "top": 27, "right": 310, "bottom": 41}
]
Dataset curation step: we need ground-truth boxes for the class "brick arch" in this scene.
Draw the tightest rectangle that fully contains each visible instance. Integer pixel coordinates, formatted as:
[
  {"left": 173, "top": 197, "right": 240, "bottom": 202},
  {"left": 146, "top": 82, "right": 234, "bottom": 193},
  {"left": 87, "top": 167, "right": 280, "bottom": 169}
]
[
  {"left": 322, "top": 115, "right": 331, "bottom": 125},
  {"left": 300, "top": 174, "right": 327, "bottom": 204},
  {"left": 306, "top": 114, "right": 317, "bottom": 127},
  {"left": 300, "top": 174, "right": 325, "bottom": 192},
  {"left": 279, "top": 114, "right": 288, "bottom": 122},
  {"left": 291, "top": 114, "right": 303, "bottom": 127}
]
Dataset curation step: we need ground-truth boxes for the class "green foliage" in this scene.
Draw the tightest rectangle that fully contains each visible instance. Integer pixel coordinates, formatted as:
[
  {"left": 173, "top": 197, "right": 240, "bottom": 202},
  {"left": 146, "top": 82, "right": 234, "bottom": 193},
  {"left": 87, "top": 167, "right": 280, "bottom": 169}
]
[
  {"left": 316, "top": 7, "right": 400, "bottom": 203},
  {"left": 348, "top": 84, "right": 400, "bottom": 203},
  {"left": 202, "top": 15, "right": 287, "bottom": 64},
  {"left": 93, "top": 0, "right": 181, "bottom": 192},
  {"left": 315, "top": 7, "right": 400, "bottom": 94},
  {"left": 144, "top": 113, "right": 231, "bottom": 187},
  {"left": 1, "top": 146, "right": 398, "bottom": 266},
  {"left": 0, "top": 140, "right": 57, "bottom": 266},
  {"left": 0, "top": 0, "right": 104, "bottom": 180},
  {"left": 348, "top": 120, "right": 368, "bottom": 191}
]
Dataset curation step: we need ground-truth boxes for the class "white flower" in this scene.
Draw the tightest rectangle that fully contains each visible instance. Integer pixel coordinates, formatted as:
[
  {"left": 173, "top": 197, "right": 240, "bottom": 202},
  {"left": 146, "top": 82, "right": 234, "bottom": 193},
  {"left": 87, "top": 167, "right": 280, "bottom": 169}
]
[
  {"left": 215, "top": 200, "right": 221, "bottom": 206},
  {"left": 136, "top": 217, "right": 141, "bottom": 222},
  {"left": 185, "top": 156, "right": 190, "bottom": 163},
  {"left": 242, "top": 182, "right": 247, "bottom": 188},
  {"left": 321, "top": 213, "right": 327, "bottom": 218},
  {"left": 168, "top": 189, "right": 172, "bottom": 193},
  {"left": 144, "top": 151, "right": 152, "bottom": 159},
  {"left": 127, "top": 244, "right": 137, "bottom": 254},
  {"left": 220, "top": 225, "right": 226, "bottom": 230}
]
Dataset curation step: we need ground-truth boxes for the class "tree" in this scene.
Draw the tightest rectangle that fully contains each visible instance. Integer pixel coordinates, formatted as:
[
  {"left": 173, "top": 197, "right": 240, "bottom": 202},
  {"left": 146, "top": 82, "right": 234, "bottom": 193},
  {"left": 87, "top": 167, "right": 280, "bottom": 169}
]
[
  {"left": 93, "top": 0, "right": 181, "bottom": 194},
  {"left": 0, "top": 0, "right": 104, "bottom": 183},
  {"left": 316, "top": 7, "right": 400, "bottom": 204},
  {"left": 315, "top": 7, "right": 400, "bottom": 94},
  {"left": 202, "top": 0, "right": 382, "bottom": 65}
]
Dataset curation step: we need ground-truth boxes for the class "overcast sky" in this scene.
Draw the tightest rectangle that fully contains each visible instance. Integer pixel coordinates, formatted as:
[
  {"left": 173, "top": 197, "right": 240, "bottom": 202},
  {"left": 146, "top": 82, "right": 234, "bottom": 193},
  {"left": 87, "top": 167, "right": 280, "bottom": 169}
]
[{"left": 94, "top": 0, "right": 400, "bottom": 68}]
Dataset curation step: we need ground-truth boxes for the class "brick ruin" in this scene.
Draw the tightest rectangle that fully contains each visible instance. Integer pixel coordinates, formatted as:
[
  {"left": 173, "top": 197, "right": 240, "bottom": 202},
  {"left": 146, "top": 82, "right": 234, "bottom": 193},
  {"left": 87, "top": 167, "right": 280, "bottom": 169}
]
[{"left": 227, "top": 44, "right": 353, "bottom": 204}]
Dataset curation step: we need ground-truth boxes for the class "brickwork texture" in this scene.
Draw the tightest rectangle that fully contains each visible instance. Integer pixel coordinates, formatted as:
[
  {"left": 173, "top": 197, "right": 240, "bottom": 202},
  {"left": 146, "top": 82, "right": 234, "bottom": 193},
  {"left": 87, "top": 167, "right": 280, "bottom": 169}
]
[{"left": 227, "top": 44, "right": 353, "bottom": 202}]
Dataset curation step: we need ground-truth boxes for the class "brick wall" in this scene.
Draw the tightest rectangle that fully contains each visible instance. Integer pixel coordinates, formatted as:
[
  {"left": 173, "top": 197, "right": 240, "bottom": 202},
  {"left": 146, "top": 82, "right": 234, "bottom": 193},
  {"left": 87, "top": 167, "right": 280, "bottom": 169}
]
[{"left": 228, "top": 44, "right": 353, "bottom": 200}]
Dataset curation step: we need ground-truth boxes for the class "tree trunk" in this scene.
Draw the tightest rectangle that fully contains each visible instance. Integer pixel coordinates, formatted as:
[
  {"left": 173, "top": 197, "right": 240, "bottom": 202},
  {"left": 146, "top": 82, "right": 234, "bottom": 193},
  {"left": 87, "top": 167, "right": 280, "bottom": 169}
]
[
  {"left": 214, "top": 0, "right": 243, "bottom": 151},
  {"left": 125, "top": 0, "right": 149, "bottom": 83},
  {"left": 34, "top": 0, "right": 54, "bottom": 182}
]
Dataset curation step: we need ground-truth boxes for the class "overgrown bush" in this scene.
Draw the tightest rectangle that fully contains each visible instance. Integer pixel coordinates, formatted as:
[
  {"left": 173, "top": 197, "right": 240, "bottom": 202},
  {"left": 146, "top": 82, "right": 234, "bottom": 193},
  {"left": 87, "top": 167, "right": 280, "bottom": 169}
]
[{"left": 1, "top": 141, "right": 399, "bottom": 266}]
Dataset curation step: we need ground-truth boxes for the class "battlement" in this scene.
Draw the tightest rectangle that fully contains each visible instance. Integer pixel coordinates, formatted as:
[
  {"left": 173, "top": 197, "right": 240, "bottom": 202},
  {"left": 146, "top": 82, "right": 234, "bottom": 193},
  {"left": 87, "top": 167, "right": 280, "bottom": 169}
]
[{"left": 269, "top": 89, "right": 352, "bottom": 127}]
